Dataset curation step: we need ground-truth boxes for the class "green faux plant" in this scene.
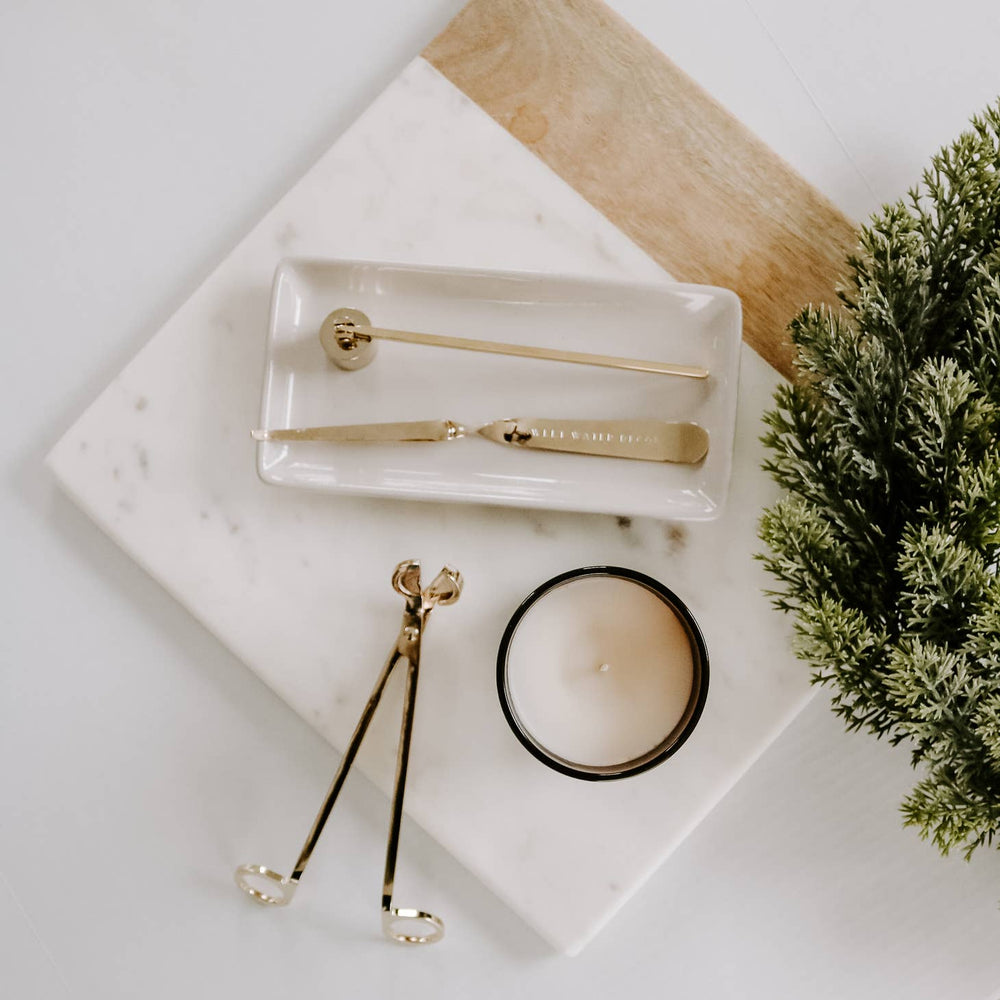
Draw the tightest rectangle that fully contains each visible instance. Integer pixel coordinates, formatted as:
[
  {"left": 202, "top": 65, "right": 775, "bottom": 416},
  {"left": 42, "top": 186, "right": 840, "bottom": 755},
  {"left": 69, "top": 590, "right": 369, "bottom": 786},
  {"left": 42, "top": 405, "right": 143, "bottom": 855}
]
[{"left": 759, "top": 102, "right": 1000, "bottom": 861}]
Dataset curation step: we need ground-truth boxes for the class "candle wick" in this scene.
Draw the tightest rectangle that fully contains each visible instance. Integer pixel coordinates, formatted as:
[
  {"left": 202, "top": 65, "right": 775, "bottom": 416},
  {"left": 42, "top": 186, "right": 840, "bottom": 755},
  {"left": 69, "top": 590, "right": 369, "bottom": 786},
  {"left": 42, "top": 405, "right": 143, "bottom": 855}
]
[{"left": 598, "top": 662, "right": 611, "bottom": 673}]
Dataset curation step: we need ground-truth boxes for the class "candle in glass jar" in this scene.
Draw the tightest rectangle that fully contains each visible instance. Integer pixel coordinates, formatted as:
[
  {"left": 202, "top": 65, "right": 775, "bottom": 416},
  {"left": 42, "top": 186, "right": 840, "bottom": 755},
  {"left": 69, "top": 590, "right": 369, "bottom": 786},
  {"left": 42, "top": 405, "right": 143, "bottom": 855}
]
[{"left": 497, "top": 568, "right": 708, "bottom": 780}]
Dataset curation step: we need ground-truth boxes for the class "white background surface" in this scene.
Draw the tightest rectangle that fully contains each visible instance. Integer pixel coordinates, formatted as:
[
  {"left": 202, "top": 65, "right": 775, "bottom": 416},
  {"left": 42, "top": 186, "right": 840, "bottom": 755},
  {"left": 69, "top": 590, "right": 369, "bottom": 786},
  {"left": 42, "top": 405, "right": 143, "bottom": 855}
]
[{"left": 3, "top": 1, "right": 1000, "bottom": 997}]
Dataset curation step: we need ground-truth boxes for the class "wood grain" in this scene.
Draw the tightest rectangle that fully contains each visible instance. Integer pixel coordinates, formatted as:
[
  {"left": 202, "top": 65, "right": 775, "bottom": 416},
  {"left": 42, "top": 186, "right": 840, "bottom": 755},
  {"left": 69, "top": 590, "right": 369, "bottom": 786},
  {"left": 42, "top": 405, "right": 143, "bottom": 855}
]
[{"left": 424, "top": 0, "right": 857, "bottom": 378}]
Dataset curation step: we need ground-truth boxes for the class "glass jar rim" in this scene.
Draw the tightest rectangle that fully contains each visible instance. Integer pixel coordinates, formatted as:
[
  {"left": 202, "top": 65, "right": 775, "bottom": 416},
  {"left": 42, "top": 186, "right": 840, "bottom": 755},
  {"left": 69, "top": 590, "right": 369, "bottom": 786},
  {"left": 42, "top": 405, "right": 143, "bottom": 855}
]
[{"left": 496, "top": 566, "right": 710, "bottom": 781}]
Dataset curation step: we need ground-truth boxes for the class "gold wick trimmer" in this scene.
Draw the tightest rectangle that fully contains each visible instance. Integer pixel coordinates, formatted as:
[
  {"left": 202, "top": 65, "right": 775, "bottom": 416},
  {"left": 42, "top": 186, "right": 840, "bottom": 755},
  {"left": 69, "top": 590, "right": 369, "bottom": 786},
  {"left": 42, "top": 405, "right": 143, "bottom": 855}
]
[{"left": 234, "top": 560, "right": 462, "bottom": 944}]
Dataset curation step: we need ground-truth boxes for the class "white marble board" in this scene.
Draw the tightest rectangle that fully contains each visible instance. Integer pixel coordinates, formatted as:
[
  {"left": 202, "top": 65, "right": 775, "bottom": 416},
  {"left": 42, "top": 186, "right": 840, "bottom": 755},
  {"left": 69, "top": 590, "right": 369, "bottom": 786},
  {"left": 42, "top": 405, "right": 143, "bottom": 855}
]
[{"left": 47, "top": 58, "right": 809, "bottom": 955}]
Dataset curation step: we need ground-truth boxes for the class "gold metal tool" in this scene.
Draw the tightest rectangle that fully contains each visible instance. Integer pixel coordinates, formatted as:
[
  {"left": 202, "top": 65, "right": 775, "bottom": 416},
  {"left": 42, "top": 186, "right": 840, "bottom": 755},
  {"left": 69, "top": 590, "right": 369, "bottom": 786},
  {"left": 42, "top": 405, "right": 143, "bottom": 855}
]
[
  {"left": 252, "top": 420, "right": 466, "bottom": 443},
  {"left": 319, "top": 308, "right": 709, "bottom": 379},
  {"left": 478, "top": 418, "right": 710, "bottom": 464},
  {"left": 234, "top": 560, "right": 463, "bottom": 945}
]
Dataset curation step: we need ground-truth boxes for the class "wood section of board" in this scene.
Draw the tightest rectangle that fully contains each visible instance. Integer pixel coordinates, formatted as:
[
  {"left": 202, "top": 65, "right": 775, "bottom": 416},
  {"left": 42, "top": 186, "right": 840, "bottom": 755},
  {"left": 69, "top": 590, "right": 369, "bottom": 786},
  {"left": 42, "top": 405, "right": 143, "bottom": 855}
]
[{"left": 424, "top": 0, "right": 857, "bottom": 379}]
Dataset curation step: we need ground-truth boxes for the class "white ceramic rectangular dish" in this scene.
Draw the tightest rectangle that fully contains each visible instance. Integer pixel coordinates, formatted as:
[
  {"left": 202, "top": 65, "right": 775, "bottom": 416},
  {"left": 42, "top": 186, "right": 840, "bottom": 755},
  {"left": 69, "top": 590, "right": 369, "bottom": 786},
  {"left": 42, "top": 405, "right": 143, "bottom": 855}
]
[{"left": 257, "top": 259, "right": 741, "bottom": 518}]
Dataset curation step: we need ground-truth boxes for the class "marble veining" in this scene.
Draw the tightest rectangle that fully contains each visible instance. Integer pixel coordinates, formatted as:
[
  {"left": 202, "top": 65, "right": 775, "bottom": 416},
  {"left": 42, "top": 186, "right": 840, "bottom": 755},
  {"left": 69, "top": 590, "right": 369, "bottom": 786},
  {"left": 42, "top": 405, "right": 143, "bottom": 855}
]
[{"left": 47, "top": 57, "right": 809, "bottom": 955}]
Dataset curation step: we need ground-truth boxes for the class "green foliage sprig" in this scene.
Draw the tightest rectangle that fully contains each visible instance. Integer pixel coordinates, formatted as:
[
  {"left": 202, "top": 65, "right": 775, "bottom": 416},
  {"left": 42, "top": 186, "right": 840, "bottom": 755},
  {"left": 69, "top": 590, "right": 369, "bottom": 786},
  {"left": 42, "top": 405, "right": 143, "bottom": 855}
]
[{"left": 759, "top": 102, "right": 1000, "bottom": 860}]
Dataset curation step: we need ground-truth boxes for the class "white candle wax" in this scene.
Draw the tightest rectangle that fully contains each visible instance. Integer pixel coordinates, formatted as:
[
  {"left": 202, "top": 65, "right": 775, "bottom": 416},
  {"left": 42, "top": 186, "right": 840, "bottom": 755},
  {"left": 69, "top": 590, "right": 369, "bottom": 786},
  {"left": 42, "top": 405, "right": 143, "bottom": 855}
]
[{"left": 505, "top": 576, "right": 696, "bottom": 768}]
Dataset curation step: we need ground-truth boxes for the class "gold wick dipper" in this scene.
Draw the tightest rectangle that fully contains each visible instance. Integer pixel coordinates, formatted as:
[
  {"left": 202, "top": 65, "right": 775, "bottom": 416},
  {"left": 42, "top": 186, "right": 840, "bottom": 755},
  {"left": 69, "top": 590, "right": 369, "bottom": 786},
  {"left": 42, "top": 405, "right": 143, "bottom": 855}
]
[{"left": 234, "top": 560, "right": 462, "bottom": 944}]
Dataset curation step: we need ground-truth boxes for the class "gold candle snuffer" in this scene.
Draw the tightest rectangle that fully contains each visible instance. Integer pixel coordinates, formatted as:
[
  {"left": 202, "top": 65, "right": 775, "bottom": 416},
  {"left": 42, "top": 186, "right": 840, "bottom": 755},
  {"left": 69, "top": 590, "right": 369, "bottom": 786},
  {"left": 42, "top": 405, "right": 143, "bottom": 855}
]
[
  {"left": 234, "top": 560, "right": 462, "bottom": 945},
  {"left": 318, "top": 308, "right": 710, "bottom": 379}
]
